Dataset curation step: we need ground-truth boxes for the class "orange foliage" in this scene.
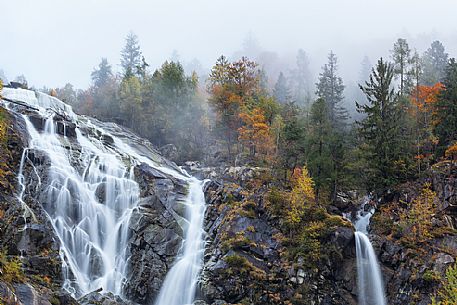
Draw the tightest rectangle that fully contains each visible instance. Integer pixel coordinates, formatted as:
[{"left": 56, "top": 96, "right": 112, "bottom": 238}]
[
  {"left": 238, "top": 108, "right": 274, "bottom": 158},
  {"left": 410, "top": 83, "right": 444, "bottom": 115},
  {"left": 445, "top": 142, "right": 457, "bottom": 159}
]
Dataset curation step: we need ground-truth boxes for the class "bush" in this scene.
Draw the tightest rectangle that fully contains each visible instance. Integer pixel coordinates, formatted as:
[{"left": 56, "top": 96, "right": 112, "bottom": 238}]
[{"left": 0, "top": 251, "right": 25, "bottom": 283}]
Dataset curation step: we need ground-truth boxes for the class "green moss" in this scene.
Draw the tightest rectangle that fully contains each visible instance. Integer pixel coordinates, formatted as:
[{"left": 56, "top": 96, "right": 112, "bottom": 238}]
[
  {"left": 0, "top": 251, "right": 25, "bottom": 283},
  {"left": 423, "top": 269, "right": 441, "bottom": 283}
]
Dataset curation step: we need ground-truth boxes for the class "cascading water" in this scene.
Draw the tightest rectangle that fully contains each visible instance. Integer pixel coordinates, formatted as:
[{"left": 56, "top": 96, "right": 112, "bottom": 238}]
[
  {"left": 353, "top": 198, "right": 387, "bottom": 305},
  {"left": 1, "top": 88, "right": 208, "bottom": 304},
  {"left": 153, "top": 177, "right": 207, "bottom": 305}
]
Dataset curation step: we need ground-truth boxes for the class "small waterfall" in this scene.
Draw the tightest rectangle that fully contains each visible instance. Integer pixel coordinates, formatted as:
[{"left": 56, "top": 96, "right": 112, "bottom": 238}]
[
  {"left": 1, "top": 88, "right": 208, "bottom": 303},
  {"left": 154, "top": 178, "right": 208, "bottom": 305},
  {"left": 354, "top": 198, "right": 387, "bottom": 305}
]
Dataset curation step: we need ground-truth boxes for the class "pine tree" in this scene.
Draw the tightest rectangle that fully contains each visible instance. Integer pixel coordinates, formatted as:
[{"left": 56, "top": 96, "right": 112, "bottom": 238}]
[
  {"left": 391, "top": 38, "right": 412, "bottom": 95},
  {"left": 434, "top": 58, "right": 457, "bottom": 156},
  {"left": 290, "top": 49, "right": 311, "bottom": 108},
  {"left": 273, "top": 72, "right": 290, "bottom": 104},
  {"left": 357, "top": 58, "right": 404, "bottom": 190},
  {"left": 306, "top": 98, "right": 333, "bottom": 202},
  {"left": 91, "top": 58, "right": 113, "bottom": 88},
  {"left": 422, "top": 40, "right": 449, "bottom": 86},
  {"left": 315, "top": 51, "right": 348, "bottom": 200},
  {"left": 120, "top": 32, "right": 142, "bottom": 78},
  {"left": 315, "top": 51, "right": 347, "bottom": 127}
]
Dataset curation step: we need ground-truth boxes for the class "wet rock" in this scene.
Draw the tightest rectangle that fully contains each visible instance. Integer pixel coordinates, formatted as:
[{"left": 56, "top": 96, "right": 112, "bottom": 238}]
[
  {"left": 159, "top": 144, "right": 178, "bottom": 161},
  {"left": 55, "top": 120, "right": 77, "bottom": 137},
  {"left": 0, "top": 281, "right": 22, "bottom": 305},
  {"left": 79, "top": 290, "right": 137, "bottom": 305},
  {"left": 14, "top": 283, "right": 51, "bottom": 305}
]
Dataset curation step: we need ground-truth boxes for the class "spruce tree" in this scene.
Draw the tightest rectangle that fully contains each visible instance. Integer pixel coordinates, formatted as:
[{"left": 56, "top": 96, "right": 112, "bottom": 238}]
[
  {"left": 306, "top": 98, "right": 333, "bottom": 202},
  {"left": 91, "top": 58, "right": 113, "bottom": 88},
  {"left": 434, "top": 58, "right": 457, "bottom": 156},
  {"left": 357, "top": 58, "right": 403, "bottom": 190},
  {"left": 120, "top": 32, "right": 142, "bottom": 78},
  {"left": 315, "top": 51, "right": 348, "bottom": 200},
  {"left": 422, "top": 40, "right": 449, "bottom": 86},
  {"left": 290, "top": 49, "right": 311, "bottom": 108},
  {"left": 273, "top": 72, "right": 290, "bottom": 104},
  {"left": 315, "top": 51, "right": 347, "bottom": 128},
  {"left": 391, "top": 38, "right": 412, "bottom": 95}
]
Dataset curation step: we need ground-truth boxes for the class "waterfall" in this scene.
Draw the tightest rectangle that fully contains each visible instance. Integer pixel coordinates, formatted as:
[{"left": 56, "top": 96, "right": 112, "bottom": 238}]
[
  {"left": 354, "top": 198, "right": 387, "bottom": 305},
  {"left": 1, "top": 88, "right": 208, "bottom": 304},
  {"left": 153, "top": 178, "right": 207, "bottom": 305}
]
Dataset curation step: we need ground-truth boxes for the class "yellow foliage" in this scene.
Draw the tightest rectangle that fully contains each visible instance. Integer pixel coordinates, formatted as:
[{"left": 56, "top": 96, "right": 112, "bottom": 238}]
[
  {"left": 287, "top": 166, "right": 315, "bottom": 225},
  {"left": 430, "top": 263, "right": 457, "bottom": 305},
  {"left": 238, "top": 107, "right": 275, "bottom": 159},
  {"left": 0, "top": 252, "right": 25, "bottom": 283},
  {"left": 399, "top": 183, "right": 436, "bottom": 242},
  {"left": 445, "top": 142, "right": 457, "bottom": 158}
]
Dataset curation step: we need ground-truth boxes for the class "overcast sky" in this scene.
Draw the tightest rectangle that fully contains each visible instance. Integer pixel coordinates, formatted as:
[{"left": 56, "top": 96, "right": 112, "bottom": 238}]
[{"left": 1, "top": 0, "right": 457, "bottom": 88}]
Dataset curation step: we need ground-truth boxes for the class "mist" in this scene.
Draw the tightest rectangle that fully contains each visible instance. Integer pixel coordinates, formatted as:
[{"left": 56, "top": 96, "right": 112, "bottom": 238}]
[{"left": 1, "top": 0, "right": 457, "bottom": 89}]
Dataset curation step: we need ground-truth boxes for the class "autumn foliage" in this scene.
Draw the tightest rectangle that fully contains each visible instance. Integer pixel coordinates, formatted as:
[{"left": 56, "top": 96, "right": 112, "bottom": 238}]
[
  {"left": 399, "top": 183, "right": 436, "bottom": 242},
  {"left": 238, "top": 108, "right": 273, "bottom": 159},
  {"left": 287, "top": 166, "right": 315, "bottom": 225}
]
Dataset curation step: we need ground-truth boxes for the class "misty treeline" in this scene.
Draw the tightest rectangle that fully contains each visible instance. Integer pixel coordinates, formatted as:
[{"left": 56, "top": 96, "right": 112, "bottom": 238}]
[{"left": 50, "top": 33, "right": 456, "bottom": 202}]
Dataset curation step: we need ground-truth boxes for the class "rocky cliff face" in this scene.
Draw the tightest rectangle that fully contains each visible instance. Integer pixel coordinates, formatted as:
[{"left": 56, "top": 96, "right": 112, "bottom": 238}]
[
  {"left": 0, "top": 97, "right": 189, "bottom": 305},
  {"left": 0, "top": 107, "right": 78, "bottom": 305},
  {"left": 2, "top": 87, "right": 456, "bottom": 305},
  {"left": 191, "top": 166, "right": 358, "bottom": 305},
  {"left": 370, "top": 161, "right": 457, "bottom": 305}
]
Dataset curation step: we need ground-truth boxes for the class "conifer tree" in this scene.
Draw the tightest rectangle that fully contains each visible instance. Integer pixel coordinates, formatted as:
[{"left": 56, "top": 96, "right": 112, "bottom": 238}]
[
  {"left": 391, "top": 38, "right": 412, "bottom": 95},
  {"left": 434, "top": 58, "right": 457, "bottom": 156},
  {"left": 306, "top": 98, "right": 333, "bottom": 202},
  {"left": 273, "top": 72, "right": 290, "bottom": 104},
  {"left": 357, "top": 58, "right": 404, "bottom": 190},
  {"left": 422, "top": 40, "right": 449, "bottom": 86},
  {"left": 315, "top": 51, "right": 347, "bottom": 127},
  {"left": 91, "top": 58, "right": 113, "bottom": 88},
  {"left": 120, "top": 32, "right": 142, "bottom": 78}
]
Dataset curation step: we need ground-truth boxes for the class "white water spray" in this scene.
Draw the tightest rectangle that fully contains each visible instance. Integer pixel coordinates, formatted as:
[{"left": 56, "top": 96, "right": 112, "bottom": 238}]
[
  {"left": 1, "top": 88, "right": 208, "bottom": 303},
  {"left": 154, "top": 178, "right": 208, "bottom": 305},
  {"left": 354, "top": 198, "right": 387, "bottom": 305}
]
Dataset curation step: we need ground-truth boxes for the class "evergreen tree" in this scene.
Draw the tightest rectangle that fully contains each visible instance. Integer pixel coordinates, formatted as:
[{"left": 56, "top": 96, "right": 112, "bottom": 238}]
[
  {"left": 391, "top": 38, "right": 412, "bottom": 95},
  {"left": 422, "top": 40, "right": 449, "bottom": 86},
  {"left": 315, "top": 51, "right": 347, "bottom": 127},
  {"left": 273, "top": 72, "right": 290, "bottom": 104},
  {"left": 279, "top": 102, "right": 306, "bottom": 173},
  {"left": 290, "top": 49, "right": 311, "bottom": 108},
  {"left": 357, "top": 58, "right": 404, "bottom": 190},
  {"left": 306, "top": 98, "right": 333, "bottom": 202},
  {"left": 91, "top": 58, "right": 113, "bottom": 88},
  {"left": 315, "top": 51, "right": 348, "bottom": 199},
  {"left": 434, "top": 58, "right": 457, "bottom": 156},
  {"left": 120, "top": 32, "right": 142, "bottom": 78}
]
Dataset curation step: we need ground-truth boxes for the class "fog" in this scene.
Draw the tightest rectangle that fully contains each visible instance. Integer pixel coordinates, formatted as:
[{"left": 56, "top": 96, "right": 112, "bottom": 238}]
[{"left": 1, "top": 0, "right": 457, "bottom": 89}]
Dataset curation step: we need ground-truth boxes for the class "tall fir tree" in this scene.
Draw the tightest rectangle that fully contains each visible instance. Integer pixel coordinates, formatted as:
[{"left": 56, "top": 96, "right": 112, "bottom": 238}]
[
  {"left": 315, "top": 51, "right": 348, "bottom": 199},
  {"left": 434, "top": 58, "right": 457, "bottom": 156},
  {"left": 357, "top": 58, "right": 406, "bottom": 190},
  {"left": 290, "top": 49, "right": 312, "bottom": 108},
  {"left": 91, "top": 58, "right": 113, "bottom": 88},
  {"left": 422, "top": 40, "right": 449, "bottom": 86},
  {"left": 391, "top": 38, "right": 412, "bottom": 95},
  {"left": 120, "top": 32, "right": 142, "bottom": 78},
  {"left": 273, "top": 72, "right": 290, "bottom": 104},
  {"left": 315, "top": 51, "right": 347, "bottom": 127},
  {"left": 306, "top": 98, "right": 333, "bottom": 202}
]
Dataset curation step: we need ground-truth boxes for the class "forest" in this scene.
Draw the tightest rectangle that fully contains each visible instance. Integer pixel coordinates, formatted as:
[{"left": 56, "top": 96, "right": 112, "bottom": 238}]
[
  {"left": 1, "top": 27, "right": 457, "bottom": 305},
  {"left": 40, "top": 33, "right": 457, "bottom": 201}
]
